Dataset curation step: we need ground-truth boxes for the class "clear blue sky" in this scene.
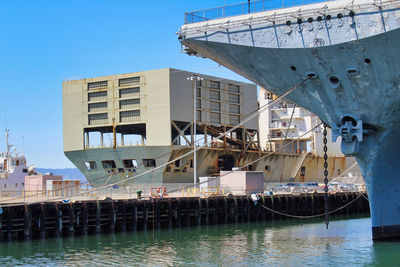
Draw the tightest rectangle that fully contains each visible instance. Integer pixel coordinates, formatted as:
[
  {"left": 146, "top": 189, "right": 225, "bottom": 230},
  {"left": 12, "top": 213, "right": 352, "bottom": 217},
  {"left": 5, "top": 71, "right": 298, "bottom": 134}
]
[{"left": 0, "top": 0, "right": 252, "bottom": 168}]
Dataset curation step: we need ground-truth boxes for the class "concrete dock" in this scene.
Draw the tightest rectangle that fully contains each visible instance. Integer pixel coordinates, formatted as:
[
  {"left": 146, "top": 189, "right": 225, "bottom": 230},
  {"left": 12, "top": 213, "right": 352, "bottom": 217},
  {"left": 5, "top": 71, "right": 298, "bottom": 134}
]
[{"left": 0, "top": 192, "right": 369, "bottom": 242}]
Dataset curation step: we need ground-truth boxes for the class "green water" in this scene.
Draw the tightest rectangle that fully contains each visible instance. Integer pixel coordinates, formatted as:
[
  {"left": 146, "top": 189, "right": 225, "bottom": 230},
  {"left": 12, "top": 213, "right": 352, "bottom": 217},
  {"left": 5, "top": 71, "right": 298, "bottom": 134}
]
[{"left": 0, "top": 214, "right": 399, "bottom": 266}]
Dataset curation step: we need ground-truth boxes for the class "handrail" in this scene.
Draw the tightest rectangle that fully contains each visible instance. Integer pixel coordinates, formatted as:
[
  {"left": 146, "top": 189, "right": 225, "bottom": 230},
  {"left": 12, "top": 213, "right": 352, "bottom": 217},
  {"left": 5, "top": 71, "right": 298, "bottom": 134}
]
[{"left": 184, "top": 0, "right": 332, "bottom": 24}]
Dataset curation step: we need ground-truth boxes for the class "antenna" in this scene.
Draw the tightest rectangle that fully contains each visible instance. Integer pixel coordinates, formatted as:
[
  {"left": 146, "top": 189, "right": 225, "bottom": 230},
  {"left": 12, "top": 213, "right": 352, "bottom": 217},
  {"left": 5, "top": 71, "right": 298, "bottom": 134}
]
[{"left": 5, "top": 129, "right": 10, "bottom": 158}]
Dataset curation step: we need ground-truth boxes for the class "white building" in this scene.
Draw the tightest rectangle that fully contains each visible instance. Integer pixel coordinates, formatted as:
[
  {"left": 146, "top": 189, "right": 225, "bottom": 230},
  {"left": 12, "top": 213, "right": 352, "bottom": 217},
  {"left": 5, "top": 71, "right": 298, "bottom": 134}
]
[{"left": 258, "top": 88, "right": 343, "bottom": 157}]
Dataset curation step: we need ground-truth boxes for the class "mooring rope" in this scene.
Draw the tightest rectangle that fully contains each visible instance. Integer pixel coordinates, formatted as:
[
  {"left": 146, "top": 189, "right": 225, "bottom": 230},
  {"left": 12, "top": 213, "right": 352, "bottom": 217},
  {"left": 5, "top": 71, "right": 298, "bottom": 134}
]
[{"left": 259, "top": 192, "right": 366, "bottom": 219}]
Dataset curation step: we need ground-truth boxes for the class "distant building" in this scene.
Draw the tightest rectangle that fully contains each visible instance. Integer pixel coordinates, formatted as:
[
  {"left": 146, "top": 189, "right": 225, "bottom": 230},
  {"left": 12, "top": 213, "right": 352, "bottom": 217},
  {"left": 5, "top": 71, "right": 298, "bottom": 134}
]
[
  {"left": 63, "top": 68, "right": 260, "bottom": 185},
  {"left": 25, "top": 174, "right": 62, "bottom": 192},
  {"left": 258, "top": 88, "right": 343, "bottom": 157}
]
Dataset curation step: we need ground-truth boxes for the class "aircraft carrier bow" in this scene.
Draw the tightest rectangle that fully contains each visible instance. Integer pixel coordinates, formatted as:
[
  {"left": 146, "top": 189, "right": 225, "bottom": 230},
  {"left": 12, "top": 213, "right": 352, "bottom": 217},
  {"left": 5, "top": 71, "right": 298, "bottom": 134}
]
[{"left": 179, "top": 0, "right": 400, "bottom": 240}]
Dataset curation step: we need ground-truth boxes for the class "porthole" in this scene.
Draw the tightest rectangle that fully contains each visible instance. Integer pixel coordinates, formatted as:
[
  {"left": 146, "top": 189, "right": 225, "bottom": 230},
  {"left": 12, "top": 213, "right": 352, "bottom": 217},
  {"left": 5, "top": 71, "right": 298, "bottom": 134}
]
[
  {"left": 307, "top": 72, "right": 318, "bottom": 79},
  {"left": 329, "top": 76, "right": 340, "bottom": 88},
  {"left": 337, "top": 13, "right": 343, "bottom": 19},
  {"left": 308, "top": 17, "right": 313, "bottom": 23},
  {"left": 290, "top": 66, "right": 297, "bottom": 71},
  {"left": 326, "top": 15, "right": 332, "bottom": 20},
  {"left": 347, "top": 68, "right": 359, "bottom": 75},
  {"left": 317, "top": 16, "right": 322, "bottom": 22},
  {"left": 365, "top": 58, "right": 371, "bottom": 64},
  {"left": 286, "top": 20, "right": 291, "bottom": 26},
  {"left": 297, "top": 18, "right": 302, "bottom": 24},
  {"left": 349, "top": 11, "right": 355, "bottom": 17}
]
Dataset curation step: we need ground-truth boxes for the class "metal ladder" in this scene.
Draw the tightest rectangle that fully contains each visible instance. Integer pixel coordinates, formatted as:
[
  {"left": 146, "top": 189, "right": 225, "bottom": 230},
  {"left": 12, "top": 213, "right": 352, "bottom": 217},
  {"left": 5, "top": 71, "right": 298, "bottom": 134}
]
[{"left": 289, "top": 151, "right": 308, "bottom": 181}]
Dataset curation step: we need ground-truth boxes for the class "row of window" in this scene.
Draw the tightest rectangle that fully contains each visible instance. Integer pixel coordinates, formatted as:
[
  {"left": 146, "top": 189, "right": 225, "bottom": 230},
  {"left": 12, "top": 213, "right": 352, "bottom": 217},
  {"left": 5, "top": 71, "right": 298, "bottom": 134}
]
[
  {"left": 88, "top": 87, "right": 140, "bottom": 102},
  {"left": 197, "top": 101, "right": 240, "bottom": 113},
  {"left": 88, "top": 110, "right": 141, "bottom": 125},
  {"left": 1, "top": 183, "right": 24, "bottom": 189},
  {"left": 197, "top": 88, "right": 241, "bottom": 103},
  {"left": 196, "top": 110, "right": 240, "bottom": 125},
  {"left": 84, "top": 158, "right": 156, "bottom": 171},
  {"left": 88, "top": 98, "right": 140, "bottom": 113},
  {"left": 196, "top": 80, "right": 241, "bottom": 93},
  {"left": 87, "top": 77, "right": 140, "bottom": 90}
]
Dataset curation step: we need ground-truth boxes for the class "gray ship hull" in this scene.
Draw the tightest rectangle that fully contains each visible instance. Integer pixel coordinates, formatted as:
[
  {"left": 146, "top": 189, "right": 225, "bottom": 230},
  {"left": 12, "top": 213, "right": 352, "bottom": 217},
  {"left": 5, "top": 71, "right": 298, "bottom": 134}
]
[
  {"left": 182, "top": 26, "right": 400, "bottom": 239},
  {"left": 66, "top": 146, "right": 354, "bottom": 186}
]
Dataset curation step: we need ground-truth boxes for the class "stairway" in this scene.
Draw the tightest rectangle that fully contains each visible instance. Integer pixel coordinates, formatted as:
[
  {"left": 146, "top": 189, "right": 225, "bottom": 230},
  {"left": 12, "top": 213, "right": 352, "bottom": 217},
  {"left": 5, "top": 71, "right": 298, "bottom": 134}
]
[{"left": 289, "top": 151, "right": 308, "bottom": 181}]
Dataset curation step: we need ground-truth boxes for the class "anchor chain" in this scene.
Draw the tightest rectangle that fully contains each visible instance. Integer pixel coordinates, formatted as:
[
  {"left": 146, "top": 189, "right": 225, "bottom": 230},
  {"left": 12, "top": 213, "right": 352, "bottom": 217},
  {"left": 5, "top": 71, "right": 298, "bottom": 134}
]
[{"left": 323, "top": 123, "right": 329, "bottom": 229}]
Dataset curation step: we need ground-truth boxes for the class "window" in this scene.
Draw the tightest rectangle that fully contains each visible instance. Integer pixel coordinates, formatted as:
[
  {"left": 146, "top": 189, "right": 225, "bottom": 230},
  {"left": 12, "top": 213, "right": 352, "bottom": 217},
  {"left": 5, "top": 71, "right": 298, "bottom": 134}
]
[
  {"left": 196, "top": 99, "right": 201, "bottom": 108},
  {"left": 197, "top": 110, "right": 201, "bottom": 121},
  {"left": 88, "top": 91, "right": 107, "bottom": 101},
  {"left": 210, "top": 81, "right": 220, "bottom": 90},
  {"left": 210, "top": 101, "right": 220, "bottom": 111},
  {"left": 229, "top": 93, "right": 240, "bottom": 104},
  {"left": 119, "top": 87, "right": 140, "bottom": 98},
  {"left": 229, "top": 104, "right": 240, "bottom": 114},
  {"left": 119, "top": 77, "right": 140, "bottom": 87},
  {"left": 23, "top": 168, "right": 28, "bottom": 173},
  {"left": 229, "top": 115, "right": 240, "bottom": 125},
  {"left": 119, "top": 99, "right": 140, "bottom": 109},
  {"left": 102, "top": 160, "right": 116, "bottom": 169},
  {"left": 265, "top": 165, "right": 271, "bottom": 171},
  {"left": 228, "top": 84, "right": 240, "bottom": 93},
  {"left": 120, "top": 110, "right": 140, "bottom": 122},
  {"left": 210, "top": 90, "right": 220, "bottom": 100},
  {"left": 118, "top": 168, "right": 125, "bottom": 173},
  {"left": 265, "top": 92, "right": 273, "bottom": 100},
  {"left": 301, "top": 166, "right": 306, "bottom": 176},
  {"left": 210, "top": 112, "right": 221, "bottom": 124},
  {"left": 88, "top": 102, "right": 107, "bottom": 112},
  {"left": 85, "top": 161, "right": 97, "bottom": 171},
  {"left": 88, "top": 113, "right": 108, "bottom": 125},
  {"left": 143, "top": 159, "right": 156, "bottom": 167},
  {"left": 123, "top": 159, "right": 138, "bottom": 168},
  {"left": 196, "top": 87, "right": 201, "bottom": 97},
  {"left": 88, "top": 81, "right": 108, "bottom": 90},
  {"left": 174, "top": 159, "right": 180, "bottom": 167}
]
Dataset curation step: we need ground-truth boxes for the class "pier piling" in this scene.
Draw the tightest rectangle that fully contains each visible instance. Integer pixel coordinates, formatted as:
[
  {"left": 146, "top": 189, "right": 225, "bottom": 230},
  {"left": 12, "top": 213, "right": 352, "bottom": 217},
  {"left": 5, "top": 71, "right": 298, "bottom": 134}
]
[{"left": 0, "top": 192, "right": 369, "bottom": 242}]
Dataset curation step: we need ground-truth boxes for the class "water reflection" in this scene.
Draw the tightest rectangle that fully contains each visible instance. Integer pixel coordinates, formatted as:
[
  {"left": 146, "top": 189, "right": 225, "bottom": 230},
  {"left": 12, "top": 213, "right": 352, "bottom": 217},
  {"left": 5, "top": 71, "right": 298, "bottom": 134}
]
[{"left": 1, "top": 214, "right": 400, "bottom": 266}]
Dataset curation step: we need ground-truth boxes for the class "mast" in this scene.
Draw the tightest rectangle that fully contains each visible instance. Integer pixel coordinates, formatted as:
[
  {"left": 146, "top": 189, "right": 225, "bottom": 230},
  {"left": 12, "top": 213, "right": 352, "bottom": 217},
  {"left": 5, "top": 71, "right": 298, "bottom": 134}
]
[{"left": 5, "top": 129, "right": 10, "bottom": 158}]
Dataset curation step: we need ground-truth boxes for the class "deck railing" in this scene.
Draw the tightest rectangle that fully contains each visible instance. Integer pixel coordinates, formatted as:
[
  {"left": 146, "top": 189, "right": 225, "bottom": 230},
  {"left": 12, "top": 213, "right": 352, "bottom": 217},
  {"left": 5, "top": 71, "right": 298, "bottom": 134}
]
[{"left": 184, "top": 0, "right": 331, "bottom": 24}]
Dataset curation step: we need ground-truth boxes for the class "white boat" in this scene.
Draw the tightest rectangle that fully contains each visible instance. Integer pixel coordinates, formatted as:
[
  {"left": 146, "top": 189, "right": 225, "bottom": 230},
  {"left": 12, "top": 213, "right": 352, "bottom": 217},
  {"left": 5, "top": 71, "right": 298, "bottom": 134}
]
[{"left": 0, "top": 130, "right": 33, "bottom": 194}]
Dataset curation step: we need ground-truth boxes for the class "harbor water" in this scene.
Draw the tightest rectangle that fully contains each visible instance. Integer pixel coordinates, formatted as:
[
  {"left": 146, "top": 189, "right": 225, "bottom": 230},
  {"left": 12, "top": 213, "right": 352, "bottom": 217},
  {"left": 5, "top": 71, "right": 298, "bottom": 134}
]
[{"left": 0, "top": 214, "right": 399, "bottom": 266}]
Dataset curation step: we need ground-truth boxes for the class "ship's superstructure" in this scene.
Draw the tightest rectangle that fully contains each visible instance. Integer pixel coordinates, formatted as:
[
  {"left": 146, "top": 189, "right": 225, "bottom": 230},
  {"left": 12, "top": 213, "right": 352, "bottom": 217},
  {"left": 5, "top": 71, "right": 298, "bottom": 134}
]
[
  {"left": 259, "top": 88, "right": 342, "bottom": 157},
  {"left": 0, "top": 130, "right": 31, "bottom": 192},
  {"left": 179, "top": 0, "right": 400, "bottom": 239},
  {"left": 63, "top": 68, "right": 353, "bottom": 186}
]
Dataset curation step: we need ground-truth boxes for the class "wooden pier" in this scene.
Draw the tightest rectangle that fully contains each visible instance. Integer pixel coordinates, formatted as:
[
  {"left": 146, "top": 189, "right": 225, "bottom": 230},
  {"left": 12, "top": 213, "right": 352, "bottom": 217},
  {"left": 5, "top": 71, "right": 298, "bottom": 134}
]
[{"left": 0, "top": 192, "right": 369, "bottom": 241}]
